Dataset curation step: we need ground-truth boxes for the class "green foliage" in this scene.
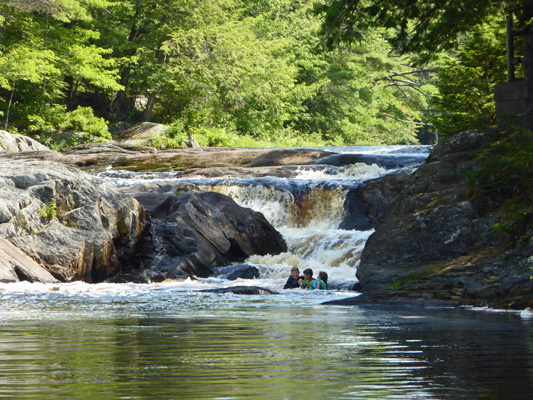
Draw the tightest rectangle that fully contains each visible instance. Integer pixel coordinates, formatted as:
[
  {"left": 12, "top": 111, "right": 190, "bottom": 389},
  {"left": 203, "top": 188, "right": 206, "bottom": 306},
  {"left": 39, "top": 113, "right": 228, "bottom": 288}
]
[
  {"left": 29, "top": 105, "right": 110, "bottom": 147},
  {"left": 67, "top": 106, "right": 110, "bottom": 139},
  {"left": 0, "top": 0, "right": 121, "bottom": 132},
  {"left": 318, "top": 0, "right": 502, "bottom": 59},
  {"left": 39, "top": 201, "right": 57, "bottom": 221},
  {"left": 469, "top": 128, "right": 533, "bottom": 241},
  {"left": 143, "top": 121, "right": 188, "bottom": 149},
  {"left": 153, "top": 1, "right": 424, "bottom": 145},
  {"left": 429, "top": 15, "right": 507, "bottom": 138},
  {"left": 193, "top": 127, "right": 240, "bottom": 148},
  {"left": 1, "top": 0, "right": 430, "bottom": 145}
]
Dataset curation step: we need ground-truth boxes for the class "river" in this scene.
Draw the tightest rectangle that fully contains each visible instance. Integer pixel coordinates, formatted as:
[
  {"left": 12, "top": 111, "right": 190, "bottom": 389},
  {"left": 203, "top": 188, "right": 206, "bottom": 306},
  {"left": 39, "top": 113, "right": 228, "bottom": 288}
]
[{"left": 1, "top": 145, "right": 532, "bottom": 399}]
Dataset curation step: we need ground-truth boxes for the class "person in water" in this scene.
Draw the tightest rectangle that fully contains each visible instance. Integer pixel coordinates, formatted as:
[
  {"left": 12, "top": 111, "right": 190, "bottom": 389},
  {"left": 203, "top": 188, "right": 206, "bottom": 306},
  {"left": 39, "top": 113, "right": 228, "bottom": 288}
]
[
  {"left": 311, "top": 271, "right": 328, "bottom": 290},
  {"left": 299, "top": 268, "right": 315, "bottom": 289},
  {"left": 284, "top": 267, "right": 303, "bottom": 289}
]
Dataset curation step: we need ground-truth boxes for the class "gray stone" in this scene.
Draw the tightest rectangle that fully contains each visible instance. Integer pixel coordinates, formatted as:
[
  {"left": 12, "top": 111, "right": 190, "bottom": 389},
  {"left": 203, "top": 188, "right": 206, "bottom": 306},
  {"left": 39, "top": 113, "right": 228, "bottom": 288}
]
[
  {"left": 340, "top": 170, "right": 409, "bottom": 230},
  {"left": 0, "top": 159, "right": 148, "bottom": 282},
  {"left": 354, "top": 131, "right": 533, "bottom": 309},
  {"left": 212, "top": 264, "right": 260, "bottom": 280},
  {"left": 0, "top": 238, "right": 58, "bottom": 283},
  {"left": 0, "top": 131, "right": 49, "bottom": 153},
  {"left": 115, "top": 122, "right": 168, "bottom": 147},
  {"left": 128, "top": 187, "right": 287, "bottom": 279}
]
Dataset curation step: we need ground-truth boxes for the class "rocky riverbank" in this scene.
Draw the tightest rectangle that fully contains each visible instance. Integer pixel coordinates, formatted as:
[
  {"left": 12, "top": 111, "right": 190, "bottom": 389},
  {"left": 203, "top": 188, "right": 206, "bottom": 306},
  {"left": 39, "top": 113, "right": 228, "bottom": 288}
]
[
  {"left": 2, "top": 130, "right": 532, "bottom": 310},
  {"left": 0, "top": 131, "right": 292, "bottom": 283},
  {"left": 329, "top": 131, "right": 533, "bottom": 310}
]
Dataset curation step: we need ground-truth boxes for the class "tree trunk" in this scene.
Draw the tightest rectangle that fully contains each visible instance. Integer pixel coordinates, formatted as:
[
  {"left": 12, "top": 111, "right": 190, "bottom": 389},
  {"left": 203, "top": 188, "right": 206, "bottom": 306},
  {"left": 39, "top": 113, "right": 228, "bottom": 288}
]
[
  {"left": 522, "top": 0, "right": 533, "bottom": 129},
  {"left": 142, "top": 91, "right": 157, "bottom": 122},
  {"left": 4, "top": 81, "right": 15, "bottom": 131},
  {"left": 110, "top": 0, "right": 145, "bottom": 118}
]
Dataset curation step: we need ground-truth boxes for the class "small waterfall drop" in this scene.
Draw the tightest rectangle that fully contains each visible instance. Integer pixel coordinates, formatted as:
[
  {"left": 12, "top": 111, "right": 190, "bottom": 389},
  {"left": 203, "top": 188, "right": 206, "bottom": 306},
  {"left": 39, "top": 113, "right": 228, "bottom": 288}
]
[{"left": 101, "top": 145, "right": 431, "bottom": 288}]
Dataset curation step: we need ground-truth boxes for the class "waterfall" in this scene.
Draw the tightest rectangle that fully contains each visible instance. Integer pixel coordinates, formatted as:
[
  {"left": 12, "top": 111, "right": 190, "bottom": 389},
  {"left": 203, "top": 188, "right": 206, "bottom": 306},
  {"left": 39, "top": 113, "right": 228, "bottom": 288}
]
[{"left": 100, "top": 145, "right": 431, "bottom": 287}]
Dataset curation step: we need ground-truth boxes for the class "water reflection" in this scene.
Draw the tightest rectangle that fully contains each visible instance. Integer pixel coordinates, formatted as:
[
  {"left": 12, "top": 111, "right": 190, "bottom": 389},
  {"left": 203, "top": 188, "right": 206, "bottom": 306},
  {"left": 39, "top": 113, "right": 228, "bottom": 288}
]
[{"left": 0, "top": 302, "right": 532, "bottom": 399}]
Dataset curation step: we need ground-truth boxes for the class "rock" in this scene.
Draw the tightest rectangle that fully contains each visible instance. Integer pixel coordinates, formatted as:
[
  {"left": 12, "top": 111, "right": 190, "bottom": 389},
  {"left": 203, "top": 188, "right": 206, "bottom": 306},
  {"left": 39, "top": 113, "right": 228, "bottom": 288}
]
[
  {"left": 63, "top": 142, "right": 157, "bottom": 155},
  {"left": 0, "top": 238, "right": 58, "bottom": 283},
  {"left": 1, "top": 145, "right": 332, "bottom": 174},
  {"left": 201, "top": 285, "right": 278, "bottom": 295},
  {"left": 115, "top": 122, "right": 168, "bottom": 147},
  {"left": 119, "top": 182, "right": 199, "bottom": 218},
  {"left": 212, "top": 264, "right": 260, "bottom": 280},
  {"left": 340, "top": 170, "right": 409, "bottom": 230},
  {"left": 0, "top": 160, "right": 148, "bottom": 282},
  {"left": 109, "top": 122, "right": 131, "bottom": 136},
  {"left": 316, "top": 153, "right": 427, "bottom": 168},
  {"left": 186, "top": 133, "right": 202, "bottom": 149},
  {"left": 132, "top": 189, "right": 287, "bottom": 279},
  {"left": 354, "top": 131, "right": 533, "bottom": 309},
  {"left": 0, "top": 131, "right": 49, "bottom": 153}
]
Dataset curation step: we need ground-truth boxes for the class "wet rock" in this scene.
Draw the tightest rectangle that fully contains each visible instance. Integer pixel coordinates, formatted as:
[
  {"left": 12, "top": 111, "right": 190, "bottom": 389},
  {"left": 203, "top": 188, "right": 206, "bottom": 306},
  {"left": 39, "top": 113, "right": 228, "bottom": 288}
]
[
  {"left": 354, "top": 131, "right": 533, "bottom": 309},
  {"left": 0, "top": 160, "right": 148, "bottom": 282},
  {"left": 316, "top": 153, "right": 427, "bottom": 169},
  {"left": 201, "top": 285, "right": 278, "bottom": 295},
  {"left": 132, "top": 190, "right": 286, "bottom": 279},
  {"left": 340, "top": 171, "right": 409, "bottom": 230},
  {"left": 0, "top": 131, "right": 49, "bottom": 153},
  {"left": 212, "top": 264, "right": 260, "bottom": 280}
]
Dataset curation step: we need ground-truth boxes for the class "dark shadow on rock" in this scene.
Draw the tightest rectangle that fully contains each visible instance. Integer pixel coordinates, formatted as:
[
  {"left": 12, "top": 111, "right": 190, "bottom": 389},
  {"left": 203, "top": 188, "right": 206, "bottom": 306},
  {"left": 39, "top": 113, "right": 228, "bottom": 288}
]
[
  {"left": 200, "top": 286, "right": 278, "bottom": 295},
  {"left": 212, "top": 264, "right": 260, "bottom": 280}
]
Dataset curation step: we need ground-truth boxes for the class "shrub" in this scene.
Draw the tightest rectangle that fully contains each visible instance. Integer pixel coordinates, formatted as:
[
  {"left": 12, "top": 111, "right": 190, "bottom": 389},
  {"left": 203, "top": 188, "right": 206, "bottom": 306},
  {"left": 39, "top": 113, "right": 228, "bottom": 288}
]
[
  {"left": 469, "top": 127, "right": 533, "bottom": 242},
  {"left": 146, "top": 121, "right": 188, "bottom": 149},
  {"left": 28, "top": 105, "right": 110, "bottom": 148}
]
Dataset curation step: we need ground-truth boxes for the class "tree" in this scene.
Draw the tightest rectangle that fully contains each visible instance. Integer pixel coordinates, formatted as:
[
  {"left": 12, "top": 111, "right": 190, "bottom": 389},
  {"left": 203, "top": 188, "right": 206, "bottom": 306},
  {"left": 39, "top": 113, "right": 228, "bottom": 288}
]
[
  {"left": 0, "top": 0, "right": 120, "bottom": 132},
  {"left": 0, "top": 45, "right": 58, "bottom": 130},
  {"left": 156, "top": 0, "right": 427, "bottom": 144},
  {"left": 318, "top": 0, "right": 533, "bottom": 129},
  {"left": 429, "top": 15, "right": 508, "bottom": 137}
]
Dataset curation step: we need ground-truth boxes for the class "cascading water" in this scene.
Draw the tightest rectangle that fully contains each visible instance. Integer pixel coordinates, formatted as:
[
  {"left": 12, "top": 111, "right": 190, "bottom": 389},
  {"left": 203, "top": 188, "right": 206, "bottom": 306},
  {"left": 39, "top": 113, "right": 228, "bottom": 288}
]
[{"left": 101, "top": 145, "right": 431, "bottom": 289}]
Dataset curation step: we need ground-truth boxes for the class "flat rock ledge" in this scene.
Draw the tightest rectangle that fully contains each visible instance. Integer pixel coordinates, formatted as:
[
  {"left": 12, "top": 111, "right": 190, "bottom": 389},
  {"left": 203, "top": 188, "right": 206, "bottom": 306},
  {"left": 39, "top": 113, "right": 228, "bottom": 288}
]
[{"left": 0, "top": 142, "right": 334, "bottom": 174}]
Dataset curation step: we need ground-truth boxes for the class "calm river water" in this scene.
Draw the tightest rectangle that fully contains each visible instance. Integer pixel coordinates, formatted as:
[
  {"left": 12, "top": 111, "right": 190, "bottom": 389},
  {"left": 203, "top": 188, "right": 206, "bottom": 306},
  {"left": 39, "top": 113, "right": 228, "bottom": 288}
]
[{"left": 1, "top": 283, "right": 533, "bottom": 399}]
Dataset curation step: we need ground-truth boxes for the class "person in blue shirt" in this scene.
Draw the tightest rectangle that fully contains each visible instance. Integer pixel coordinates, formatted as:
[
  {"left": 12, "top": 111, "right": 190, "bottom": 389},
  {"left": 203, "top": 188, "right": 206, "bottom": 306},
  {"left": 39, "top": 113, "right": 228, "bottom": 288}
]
[
  {"left": 311, "top": 271, "right": 328, "bottom": 290},
  {"left": 284, "top": 267, "right": 303, "bottom": 289}
]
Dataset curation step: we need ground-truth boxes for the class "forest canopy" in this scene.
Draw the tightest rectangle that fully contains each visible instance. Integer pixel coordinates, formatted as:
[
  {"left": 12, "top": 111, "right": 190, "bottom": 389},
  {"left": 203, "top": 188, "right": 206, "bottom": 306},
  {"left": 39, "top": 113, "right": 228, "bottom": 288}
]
[{"left": 0, "top": 0, "right": 514, "bottom": 148}]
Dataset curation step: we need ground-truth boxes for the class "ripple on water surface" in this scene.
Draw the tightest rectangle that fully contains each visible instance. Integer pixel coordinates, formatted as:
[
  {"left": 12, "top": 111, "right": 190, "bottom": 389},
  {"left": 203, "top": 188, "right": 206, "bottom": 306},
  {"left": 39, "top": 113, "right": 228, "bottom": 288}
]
[{"left": 1, "top": 283, "right": 533, "bottom": 399}]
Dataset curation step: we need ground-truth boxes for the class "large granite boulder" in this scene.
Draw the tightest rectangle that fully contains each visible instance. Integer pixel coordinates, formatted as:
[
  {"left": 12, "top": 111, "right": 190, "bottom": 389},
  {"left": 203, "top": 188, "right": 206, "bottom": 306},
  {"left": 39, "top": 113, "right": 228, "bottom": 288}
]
[
  {"left": 0, "top": 131, "right": 49, "bottom": 153},
  {"left": 121, "top": 183, "right": 287, "bottom": 280},
  {"left": 351, "top": 131, "right": 533, "bottom": 309},
  {"left": 0, "top": 160, "right": 148, "bottom": 282}
]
